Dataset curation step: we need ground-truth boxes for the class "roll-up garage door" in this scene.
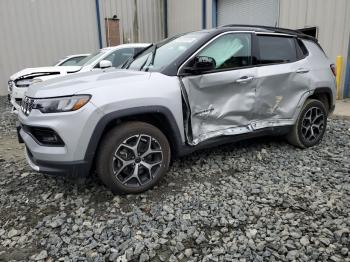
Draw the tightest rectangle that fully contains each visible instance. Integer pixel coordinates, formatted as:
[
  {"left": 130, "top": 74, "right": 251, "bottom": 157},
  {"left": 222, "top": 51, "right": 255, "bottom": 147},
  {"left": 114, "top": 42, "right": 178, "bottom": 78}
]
[{"left": 217, "top": 0, "right": 279, "bottom": 27}]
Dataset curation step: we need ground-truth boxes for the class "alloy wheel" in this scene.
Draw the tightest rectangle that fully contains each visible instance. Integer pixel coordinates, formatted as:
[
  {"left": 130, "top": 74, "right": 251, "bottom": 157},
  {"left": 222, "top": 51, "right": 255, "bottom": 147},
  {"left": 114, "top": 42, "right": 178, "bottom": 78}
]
[
  {"left": 112, "top": 134, "right": 163, "bottom": 187},
  {"left": 301, "top": 106, "right": 325, "bottom": 143}
]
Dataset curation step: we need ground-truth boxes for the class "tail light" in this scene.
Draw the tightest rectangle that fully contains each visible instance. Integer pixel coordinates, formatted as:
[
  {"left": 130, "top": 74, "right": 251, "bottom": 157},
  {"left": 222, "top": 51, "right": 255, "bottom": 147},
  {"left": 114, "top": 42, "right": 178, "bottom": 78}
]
[{"left": 330, "top": 64, "right": 336, "bottom": 77}]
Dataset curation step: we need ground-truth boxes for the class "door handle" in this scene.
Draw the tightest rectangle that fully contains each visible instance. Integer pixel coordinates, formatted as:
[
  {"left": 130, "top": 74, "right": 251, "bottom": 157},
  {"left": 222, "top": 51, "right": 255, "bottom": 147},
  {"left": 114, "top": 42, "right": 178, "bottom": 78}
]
[
  {"left": 296, "top": 68, "right": 310, "bottom": 74},
  {"left": 235, "top": 76, "right": 254, "bottom": 83}
]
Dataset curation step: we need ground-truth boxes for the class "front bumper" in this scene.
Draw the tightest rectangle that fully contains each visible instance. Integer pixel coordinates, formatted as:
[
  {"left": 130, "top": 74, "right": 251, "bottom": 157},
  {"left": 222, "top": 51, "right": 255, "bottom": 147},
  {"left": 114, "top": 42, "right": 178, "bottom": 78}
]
[
  {"left": 17, "top": 123, "right": 90, "bottom": 177},
  {"left": 17, "top": 101, "right": 104, "bottom": 177},
  {"left": 24, "top": 146, "right": 90, "bottom": 177}
]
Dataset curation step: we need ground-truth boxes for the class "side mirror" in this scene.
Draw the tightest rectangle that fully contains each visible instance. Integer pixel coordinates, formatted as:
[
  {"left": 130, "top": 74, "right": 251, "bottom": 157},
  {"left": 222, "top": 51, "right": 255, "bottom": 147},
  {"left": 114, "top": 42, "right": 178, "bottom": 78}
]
[
  {"left": 184, "top": 56, "right": 216, "bottom": 74},
  {"left": 99, "top": 60, "right": 113, "bottom": 69}
]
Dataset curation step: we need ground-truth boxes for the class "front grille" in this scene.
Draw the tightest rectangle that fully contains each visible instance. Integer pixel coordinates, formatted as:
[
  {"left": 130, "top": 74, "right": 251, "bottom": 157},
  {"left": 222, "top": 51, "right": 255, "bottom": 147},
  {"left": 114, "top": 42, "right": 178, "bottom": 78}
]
[{"left": 21, "top": 97, "right": 35, "bottom": 116}]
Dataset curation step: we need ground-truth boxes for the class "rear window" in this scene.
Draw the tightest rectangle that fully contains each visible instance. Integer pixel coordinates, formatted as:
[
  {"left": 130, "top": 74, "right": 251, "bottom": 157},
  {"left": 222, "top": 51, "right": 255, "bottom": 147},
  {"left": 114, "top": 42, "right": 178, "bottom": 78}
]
[{"left": 258, "top": 35, "right": 297, "bottom": 65}]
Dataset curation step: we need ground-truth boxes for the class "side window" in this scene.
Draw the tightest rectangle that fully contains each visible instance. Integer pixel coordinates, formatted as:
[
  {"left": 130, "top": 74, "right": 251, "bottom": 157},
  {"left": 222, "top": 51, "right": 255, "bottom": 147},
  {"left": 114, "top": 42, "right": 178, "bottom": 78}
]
[
  {"left": 258, "top": 35, "right": 297, "bottom": 65},
  {"left": 103, "top": 48, "right": 134, "bottom": 68},
  {"left": 196, "top": 33, "right": 252, "bottom": 70}
]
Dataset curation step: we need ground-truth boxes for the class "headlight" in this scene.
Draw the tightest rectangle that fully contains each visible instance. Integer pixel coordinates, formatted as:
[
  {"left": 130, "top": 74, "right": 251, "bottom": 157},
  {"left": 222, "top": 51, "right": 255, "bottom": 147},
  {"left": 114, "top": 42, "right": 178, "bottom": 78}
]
[
  {"left": 16, "top": 78, "right": 43, "bottom": 87},
  {"left": 32, "top": 95, "right": 91, "bottom": 113}
]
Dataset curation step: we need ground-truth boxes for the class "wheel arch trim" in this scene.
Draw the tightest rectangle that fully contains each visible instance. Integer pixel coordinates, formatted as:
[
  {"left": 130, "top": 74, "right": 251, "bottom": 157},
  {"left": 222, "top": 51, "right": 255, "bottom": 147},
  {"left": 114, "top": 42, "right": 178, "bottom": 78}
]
[
  {"left": 311, "top": 87, "right": 334, "bottom": 110},
  {"left": 83, "top": 106, "right": 185, "bottom": 172}
]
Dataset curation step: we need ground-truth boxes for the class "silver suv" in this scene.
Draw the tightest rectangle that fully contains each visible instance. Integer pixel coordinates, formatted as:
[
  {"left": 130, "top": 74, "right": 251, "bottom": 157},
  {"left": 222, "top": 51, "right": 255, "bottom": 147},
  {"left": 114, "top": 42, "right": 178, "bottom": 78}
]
[{"left": 17, "top": 26, "right": 336, "bottom": 194}]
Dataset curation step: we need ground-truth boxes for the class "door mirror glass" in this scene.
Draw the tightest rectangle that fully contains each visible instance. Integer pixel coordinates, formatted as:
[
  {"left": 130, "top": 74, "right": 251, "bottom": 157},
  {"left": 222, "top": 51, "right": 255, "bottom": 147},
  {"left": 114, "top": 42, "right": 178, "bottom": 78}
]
[
  {"left": 185, "top": 56, "right": 216, "bottom": 74},
  {"left": 99, "top": 60, "right": 113, "bottom": 69}
]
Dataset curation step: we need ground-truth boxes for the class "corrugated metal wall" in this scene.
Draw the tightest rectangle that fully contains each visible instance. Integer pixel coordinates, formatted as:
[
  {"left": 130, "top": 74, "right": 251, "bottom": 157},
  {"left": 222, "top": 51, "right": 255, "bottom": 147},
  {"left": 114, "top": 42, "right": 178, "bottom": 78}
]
[
  {"left": 99, "top": 0, "right": 164, "bottom": 45},
  {"left": 279, "top": 0, "right": 350, "bottom": 63},
  {"left": 279, "top": 0, "right": 350, "bottom": 91},
  {"left": 0, "top": 0, "right": 100, "bottom": 96},
  {"left": 0, "top": 0, "right": 164, "bottom": 96},
  {"left": 217, "top": 0, "right": 279, "bottom": 26},
  {"left": 167, "top": 0, "right": 202, "bottom": 36}
]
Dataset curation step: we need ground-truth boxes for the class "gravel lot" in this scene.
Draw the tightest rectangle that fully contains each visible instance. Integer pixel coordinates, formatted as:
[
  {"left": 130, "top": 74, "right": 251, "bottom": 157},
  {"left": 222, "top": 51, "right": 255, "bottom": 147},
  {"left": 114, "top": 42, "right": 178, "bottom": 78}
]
[{"left": 1, "top": 96, "right": 350, "bottom": 262}]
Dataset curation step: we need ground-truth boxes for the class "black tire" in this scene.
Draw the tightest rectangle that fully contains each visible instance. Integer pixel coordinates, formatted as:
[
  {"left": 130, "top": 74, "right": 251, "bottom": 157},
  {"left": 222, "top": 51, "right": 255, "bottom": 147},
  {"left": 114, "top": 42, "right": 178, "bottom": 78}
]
[
  {"left": 287, "top": 99, "right": 327, "bottom": 148},
  {"left": 96, "top": 121, "right": 171, "bottom": 194}
]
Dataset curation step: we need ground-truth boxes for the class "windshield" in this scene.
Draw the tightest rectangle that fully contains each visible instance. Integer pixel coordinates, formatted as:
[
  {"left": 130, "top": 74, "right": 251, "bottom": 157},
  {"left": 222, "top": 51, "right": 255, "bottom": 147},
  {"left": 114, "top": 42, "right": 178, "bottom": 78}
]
[
  {"left": 58, "top": 56, "right": 88, "bottom": 66},
  {"left": 126, "top": 32, "right": 207, "bottom": 72},
  {"left": 75, "top": 51, "right": 106, "bottom": 66}
]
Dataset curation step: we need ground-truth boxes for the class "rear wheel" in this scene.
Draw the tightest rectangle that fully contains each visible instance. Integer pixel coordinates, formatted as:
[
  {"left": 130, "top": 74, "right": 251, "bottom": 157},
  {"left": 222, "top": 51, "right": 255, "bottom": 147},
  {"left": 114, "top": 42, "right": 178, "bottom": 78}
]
[
  {"left": 287, "top": 99, "right": 327, "bottom": 148},
  {"left": 96, "top": 122, "right": 171, "bottom": 194}
]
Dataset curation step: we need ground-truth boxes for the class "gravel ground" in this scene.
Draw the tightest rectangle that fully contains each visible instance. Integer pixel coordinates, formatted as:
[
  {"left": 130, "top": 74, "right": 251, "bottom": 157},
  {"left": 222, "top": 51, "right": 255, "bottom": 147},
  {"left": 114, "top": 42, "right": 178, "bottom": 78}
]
[{"left": 1, "top": 96, "right": 350, "bottom": 262}]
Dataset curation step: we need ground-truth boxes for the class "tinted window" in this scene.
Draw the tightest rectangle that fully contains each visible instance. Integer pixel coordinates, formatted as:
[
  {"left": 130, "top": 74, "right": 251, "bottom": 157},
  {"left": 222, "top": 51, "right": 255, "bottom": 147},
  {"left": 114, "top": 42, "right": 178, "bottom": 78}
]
[
  {"left": 258, "top": 36, "right": 297, "bottom": 65},
  {"left": 296, "top": 39, "right": 309, "bottom": 59},
  {"left": 197, "top": 33, "right": 252, "bottom": 70},
  {"left": 103, "top": 48, "right": 134, "bottom": 68}
]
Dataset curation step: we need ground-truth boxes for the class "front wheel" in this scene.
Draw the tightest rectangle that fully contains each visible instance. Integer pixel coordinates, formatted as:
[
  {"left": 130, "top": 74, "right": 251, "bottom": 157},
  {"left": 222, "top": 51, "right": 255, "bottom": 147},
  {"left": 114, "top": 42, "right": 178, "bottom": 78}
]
[
  {"left": 96, "top": 122, "right": 171, "bottom": 194},
  {"left": 287, "top": 99, "right": 327, "bottom": 148}
]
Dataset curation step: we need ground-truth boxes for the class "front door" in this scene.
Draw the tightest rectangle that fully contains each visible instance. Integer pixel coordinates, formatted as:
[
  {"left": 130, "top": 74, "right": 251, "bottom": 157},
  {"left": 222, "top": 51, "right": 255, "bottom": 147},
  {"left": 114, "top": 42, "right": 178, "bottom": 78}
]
[{"left": 180, "top": 33, "right": 257, "bottom": 145}]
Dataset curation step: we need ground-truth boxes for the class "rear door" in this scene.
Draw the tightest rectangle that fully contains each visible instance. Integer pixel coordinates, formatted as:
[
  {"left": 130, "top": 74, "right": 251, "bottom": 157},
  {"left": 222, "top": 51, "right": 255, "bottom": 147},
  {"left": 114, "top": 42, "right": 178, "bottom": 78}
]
[
  {"left": 180, "top": 32, "right": 257, "bottom": 145},
  {"left": 253, "top": 34, "right": 311, "bottom": 128}
]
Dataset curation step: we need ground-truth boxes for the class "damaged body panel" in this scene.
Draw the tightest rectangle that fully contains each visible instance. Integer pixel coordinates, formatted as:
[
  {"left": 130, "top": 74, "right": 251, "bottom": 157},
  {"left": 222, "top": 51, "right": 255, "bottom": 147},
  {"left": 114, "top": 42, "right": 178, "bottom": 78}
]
[
  {"left": 181, "top": 67, "right": 257, "bottom": 145},
  {"left": 180, "top": 60, "right": 310, "bottom": 146},
  {"left": 252, "top": 61, "right": 311, "bottom": 129},
  {"left": 178, "top": 31, "right": 335, "bottom": 146}
]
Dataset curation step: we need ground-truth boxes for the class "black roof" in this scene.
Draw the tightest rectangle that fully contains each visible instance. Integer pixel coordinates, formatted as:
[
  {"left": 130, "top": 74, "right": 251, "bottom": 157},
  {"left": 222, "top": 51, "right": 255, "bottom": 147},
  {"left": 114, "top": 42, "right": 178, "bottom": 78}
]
[{"left": 215, "top": 24, "right": 317, "bottom": 42}]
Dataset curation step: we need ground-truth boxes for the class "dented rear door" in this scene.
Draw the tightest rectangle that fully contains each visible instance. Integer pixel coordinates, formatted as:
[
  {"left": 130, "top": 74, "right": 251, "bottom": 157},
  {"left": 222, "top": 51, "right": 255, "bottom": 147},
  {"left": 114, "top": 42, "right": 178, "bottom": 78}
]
[
  {"left": 180, "top": 32, "right": 257, "bottom": 145},
  {"left": 253, "top": 34, "right": 311, "bottom": 128}
]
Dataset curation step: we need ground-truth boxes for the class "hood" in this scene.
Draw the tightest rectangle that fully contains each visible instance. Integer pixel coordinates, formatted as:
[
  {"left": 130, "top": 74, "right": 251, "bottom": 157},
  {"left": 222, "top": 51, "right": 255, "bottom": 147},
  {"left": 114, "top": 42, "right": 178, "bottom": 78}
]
[
  {"left": 10, "top": 66, "right": 81, "bottom": 80},
  {"left": 26, "top": 69, "right": 151, "bottom": 98}
]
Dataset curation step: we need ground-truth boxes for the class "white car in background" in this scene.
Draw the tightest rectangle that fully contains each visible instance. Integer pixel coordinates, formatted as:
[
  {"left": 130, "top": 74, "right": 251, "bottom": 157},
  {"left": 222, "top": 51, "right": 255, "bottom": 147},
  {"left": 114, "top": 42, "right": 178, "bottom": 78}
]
[
  {"left": 8, "top": 43, "right": 150, "bottom": 112},
  {"left": 54, "top": 54, "right": 90, "bottom": 66}
]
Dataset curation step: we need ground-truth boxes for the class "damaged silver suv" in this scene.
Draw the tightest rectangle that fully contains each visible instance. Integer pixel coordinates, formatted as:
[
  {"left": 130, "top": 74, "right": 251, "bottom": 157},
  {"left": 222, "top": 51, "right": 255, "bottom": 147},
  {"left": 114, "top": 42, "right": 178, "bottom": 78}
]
[{"left": 18, "top": 25, "right": 336, "bottom": 193}]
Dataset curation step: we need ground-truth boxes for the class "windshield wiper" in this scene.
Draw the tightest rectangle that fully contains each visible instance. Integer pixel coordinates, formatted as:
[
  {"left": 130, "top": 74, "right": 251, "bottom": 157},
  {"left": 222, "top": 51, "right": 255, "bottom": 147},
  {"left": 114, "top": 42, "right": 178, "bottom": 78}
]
[
  {"left": 145, "top": 45, "right": 158, "bottom": 72},
  {"left": 121, "top": 43, "right": 154, "bottom": 69}
]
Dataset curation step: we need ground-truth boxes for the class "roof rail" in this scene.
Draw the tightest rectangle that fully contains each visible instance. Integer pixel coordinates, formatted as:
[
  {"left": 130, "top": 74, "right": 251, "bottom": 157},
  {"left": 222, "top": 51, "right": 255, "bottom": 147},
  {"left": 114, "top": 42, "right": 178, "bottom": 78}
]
[{"left": 220, "top": 24, "right": 317, "bottom": 42}]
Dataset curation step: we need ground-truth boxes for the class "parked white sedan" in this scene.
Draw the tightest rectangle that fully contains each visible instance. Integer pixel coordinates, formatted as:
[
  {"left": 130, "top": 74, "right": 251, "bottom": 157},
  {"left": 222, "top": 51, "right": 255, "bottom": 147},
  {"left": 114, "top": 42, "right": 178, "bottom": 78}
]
[{"left": 8, "top": 43, "right": 150, "bottom": 112}]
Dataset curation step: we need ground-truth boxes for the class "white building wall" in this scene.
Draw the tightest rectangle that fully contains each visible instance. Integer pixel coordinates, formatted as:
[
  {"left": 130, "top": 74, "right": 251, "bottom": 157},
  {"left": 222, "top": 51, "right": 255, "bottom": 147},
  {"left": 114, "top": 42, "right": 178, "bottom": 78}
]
[
  {"left": 279, "top": 0, "right": 350, "bottom": 91},
  {"left": 99, "top": 0, "right": 164, "bottom": 44},
  {"left": 279, "top": 0, "right": 350, "bottom": 63},
  {"left": 167, "top": 0, "right": 202, "bottom": 36},
  {"left": 0, "top": 0, "right": 100, "bottom": 96},
  {"left": 0, "top": 0, "right": 164, "bottom": 96}
]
